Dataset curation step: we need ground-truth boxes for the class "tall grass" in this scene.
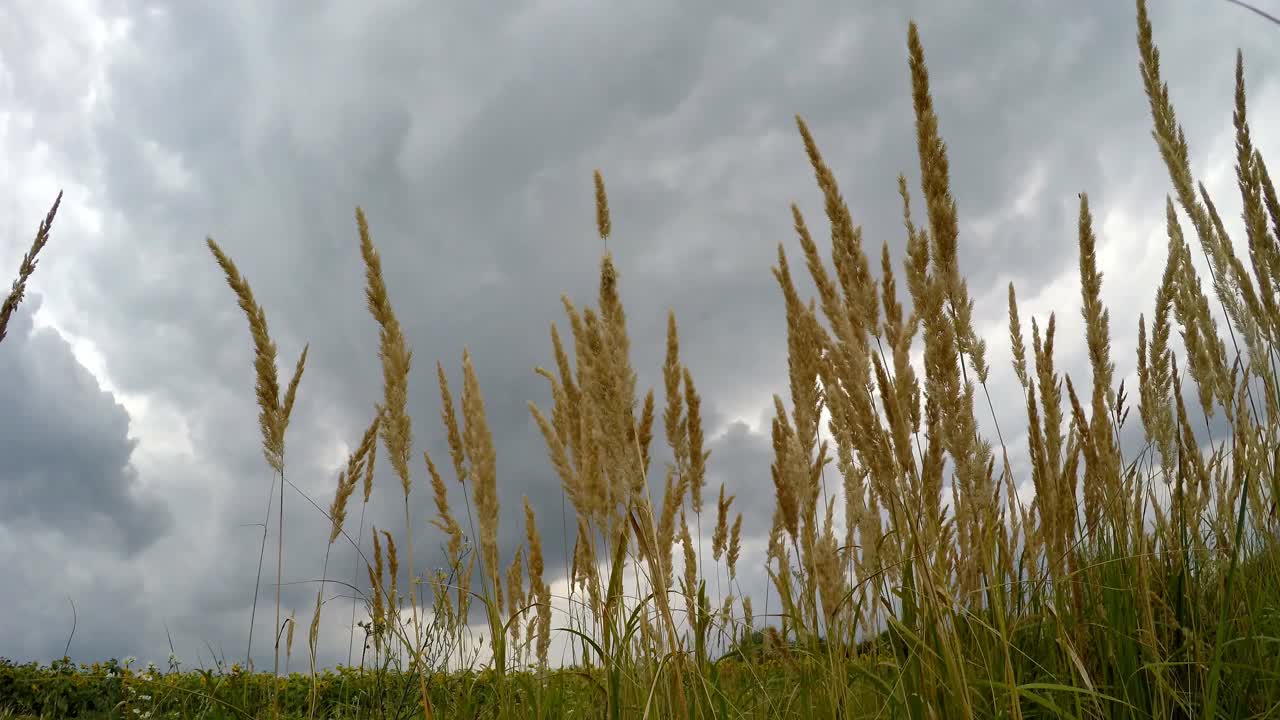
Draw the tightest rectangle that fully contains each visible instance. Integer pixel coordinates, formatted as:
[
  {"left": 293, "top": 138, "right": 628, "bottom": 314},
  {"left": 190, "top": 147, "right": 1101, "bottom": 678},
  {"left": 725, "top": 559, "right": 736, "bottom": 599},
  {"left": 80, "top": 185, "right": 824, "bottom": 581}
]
[
  {"left": 10, "top": 1, "right": 1278, "bottom": 718},
  {"left": 208, "top": 2, "right": 1280, "bottom": 717},
  {"left": 1, "top": 191, "right": 62, "bottom": 347}
]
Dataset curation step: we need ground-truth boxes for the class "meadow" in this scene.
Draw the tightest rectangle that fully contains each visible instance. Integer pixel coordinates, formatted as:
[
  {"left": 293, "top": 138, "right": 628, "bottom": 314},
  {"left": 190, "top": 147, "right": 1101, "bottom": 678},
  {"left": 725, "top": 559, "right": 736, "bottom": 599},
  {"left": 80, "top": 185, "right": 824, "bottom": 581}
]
[{"left": 3, "top": 1, "right": 1280, "bottom": 717}]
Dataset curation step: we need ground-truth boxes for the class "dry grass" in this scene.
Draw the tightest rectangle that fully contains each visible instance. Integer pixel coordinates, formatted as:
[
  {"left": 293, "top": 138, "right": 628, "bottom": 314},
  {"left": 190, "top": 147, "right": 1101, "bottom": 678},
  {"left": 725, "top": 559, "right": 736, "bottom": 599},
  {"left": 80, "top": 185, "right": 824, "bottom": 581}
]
[
  {"left": 49, "top": 0, "right": 1280, "bottom": 717},
  {"left": 0, "top": 191, "right": 62, "bottom": 347}
]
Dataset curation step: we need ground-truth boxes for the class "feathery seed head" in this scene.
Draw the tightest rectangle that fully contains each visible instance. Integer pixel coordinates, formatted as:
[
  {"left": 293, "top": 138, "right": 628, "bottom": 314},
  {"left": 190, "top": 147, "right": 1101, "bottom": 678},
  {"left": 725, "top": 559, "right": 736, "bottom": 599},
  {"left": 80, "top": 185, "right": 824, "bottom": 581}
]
[
  {"left": 594, "top": 170, "right": 611, "bottom": 241},
  {"left": 207, "top": 237, "right": 287, "bottom": 473},
  {"left": 425, "top": 450, "right": 463, "bottom": 561},
  {"left": 461, "top": 348, "right": 501, "bottom": 595},
  {"left": 728, "top": 513, "right": 743, "bottom": 580},
  {"left": 327, "top": 468, "right": 357, "bottom": 545},
  {"left": 0, "top": 191, "right": 62, "bottom": 346},
  {"left": 437, "top": 361, "right": 469, "bottom": 485},
  {"left": 381, "top": 529, "right": 399, "bottom": 611},
  {"left": 369, "top": 527, "right": 386, "bottom": 626},
  {"left": 280, "top": 344, "right": 309, "bottom": 432},
  {"left": 684, "top": 367, "right": 707, "bottom": 513},
  {"left": 357, "top": 208, "right": 414, "bottom": 497},
  {"left": 360, "top": 412, "right": 381, "bottom": 503}
]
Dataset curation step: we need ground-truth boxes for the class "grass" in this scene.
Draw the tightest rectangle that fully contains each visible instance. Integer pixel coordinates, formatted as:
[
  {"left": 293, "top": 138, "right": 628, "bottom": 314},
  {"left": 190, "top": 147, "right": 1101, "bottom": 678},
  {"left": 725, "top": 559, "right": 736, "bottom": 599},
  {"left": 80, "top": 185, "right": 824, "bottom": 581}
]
[
  {"left": 5, "top": 0, "right": 1280, "bottom": 717},
  {"left": 1, "top": 191, "right": 62, "bottom": 346}
]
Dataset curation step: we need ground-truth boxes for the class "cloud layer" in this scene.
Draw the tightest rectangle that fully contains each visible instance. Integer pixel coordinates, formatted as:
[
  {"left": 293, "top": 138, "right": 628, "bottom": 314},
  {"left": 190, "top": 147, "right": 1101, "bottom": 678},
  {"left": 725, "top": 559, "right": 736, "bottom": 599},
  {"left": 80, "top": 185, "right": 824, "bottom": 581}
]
[{"left": 1, "top": 0, "right": 1277, "bottom": 669}]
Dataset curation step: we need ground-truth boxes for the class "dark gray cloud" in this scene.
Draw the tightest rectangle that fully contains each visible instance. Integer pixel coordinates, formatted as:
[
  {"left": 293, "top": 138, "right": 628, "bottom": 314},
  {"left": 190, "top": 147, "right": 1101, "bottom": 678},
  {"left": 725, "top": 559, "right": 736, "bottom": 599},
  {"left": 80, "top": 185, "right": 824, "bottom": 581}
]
[
  {"left": 0, "top": 297, "right": 170, "bottom": 554},
  {"left": 0, "top": 0, "right": 1276, "bottom": 670},
  {"left": 0, "top": 529, "right": 155, "bottom": 667}
]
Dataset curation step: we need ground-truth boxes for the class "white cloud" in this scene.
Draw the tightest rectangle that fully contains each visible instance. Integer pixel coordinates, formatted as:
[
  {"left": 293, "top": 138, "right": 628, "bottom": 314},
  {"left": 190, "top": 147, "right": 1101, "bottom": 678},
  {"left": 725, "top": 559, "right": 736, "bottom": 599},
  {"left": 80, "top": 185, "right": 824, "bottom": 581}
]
[{"left": 1, "top": 0, "right": 1277, "bottom": 672}]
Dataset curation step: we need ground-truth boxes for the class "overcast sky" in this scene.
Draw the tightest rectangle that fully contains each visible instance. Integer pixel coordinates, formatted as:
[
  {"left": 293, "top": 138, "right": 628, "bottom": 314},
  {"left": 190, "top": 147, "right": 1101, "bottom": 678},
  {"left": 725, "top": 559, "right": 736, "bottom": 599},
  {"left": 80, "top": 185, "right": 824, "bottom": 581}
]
[{"left": 1, "top": 0, "right": 1277, "bottom": 673}]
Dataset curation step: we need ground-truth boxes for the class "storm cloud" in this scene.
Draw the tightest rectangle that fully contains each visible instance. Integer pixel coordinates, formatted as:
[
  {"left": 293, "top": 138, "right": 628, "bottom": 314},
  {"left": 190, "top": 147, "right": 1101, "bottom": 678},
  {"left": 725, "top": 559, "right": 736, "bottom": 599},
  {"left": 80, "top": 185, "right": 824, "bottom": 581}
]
[{"left": 1, "top": 0, "right": 1277, "bottom": 670}]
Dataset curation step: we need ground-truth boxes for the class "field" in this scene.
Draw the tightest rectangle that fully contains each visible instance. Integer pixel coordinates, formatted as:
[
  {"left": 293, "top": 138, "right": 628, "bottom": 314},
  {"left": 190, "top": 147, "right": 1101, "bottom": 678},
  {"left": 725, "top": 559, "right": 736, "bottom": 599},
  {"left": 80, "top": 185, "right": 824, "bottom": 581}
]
[{"left": 3, "top": 1, "right": 1280, "bottom": 718}]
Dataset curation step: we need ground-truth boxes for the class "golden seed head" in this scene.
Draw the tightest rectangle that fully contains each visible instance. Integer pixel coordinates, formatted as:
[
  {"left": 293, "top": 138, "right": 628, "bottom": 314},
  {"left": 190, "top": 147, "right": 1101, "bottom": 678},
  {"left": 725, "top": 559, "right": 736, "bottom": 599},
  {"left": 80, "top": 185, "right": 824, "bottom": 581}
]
[{"left": 594, "top": 169, "right": 611, "bottom": 240}]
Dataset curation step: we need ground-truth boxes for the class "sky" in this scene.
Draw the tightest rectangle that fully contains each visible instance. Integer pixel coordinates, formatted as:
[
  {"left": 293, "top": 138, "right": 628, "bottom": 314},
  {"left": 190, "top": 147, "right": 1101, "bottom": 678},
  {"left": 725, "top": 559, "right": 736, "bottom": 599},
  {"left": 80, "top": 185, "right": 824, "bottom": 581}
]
[{"left": 1, "top": 0, "right": 1278, "bottom": 673}]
